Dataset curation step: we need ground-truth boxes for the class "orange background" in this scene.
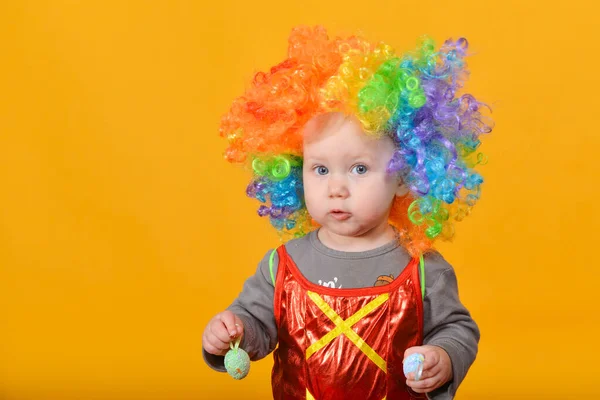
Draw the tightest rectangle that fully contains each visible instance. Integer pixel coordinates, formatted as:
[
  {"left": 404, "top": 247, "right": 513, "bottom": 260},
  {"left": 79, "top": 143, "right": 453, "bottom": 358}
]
[{"left": 1, "top": 1, "right": 599, "bottom": 399}]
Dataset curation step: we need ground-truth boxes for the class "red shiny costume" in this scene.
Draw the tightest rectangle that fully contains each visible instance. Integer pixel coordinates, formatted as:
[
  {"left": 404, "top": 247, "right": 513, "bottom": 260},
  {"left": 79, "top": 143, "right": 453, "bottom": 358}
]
[{"left": 272, "top": 245, "right": 426, "bottom": 400}]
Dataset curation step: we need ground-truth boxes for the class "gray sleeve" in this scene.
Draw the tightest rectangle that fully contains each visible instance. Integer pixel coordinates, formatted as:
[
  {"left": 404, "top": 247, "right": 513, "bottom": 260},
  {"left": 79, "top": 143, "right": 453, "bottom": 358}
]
[
  {"left": 422, "top": 255, "right": 480, "bottom": 400},
  {"left": 202, "top": 249, "right": 280, "bottom": 372}
]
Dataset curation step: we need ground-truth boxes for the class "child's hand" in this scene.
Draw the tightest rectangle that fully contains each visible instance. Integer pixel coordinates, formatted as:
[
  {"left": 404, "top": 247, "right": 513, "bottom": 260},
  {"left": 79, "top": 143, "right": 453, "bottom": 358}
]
[
  {"left": 404, "top": 345, "right": 453, "bottom": 393},
  {"left": 202, "top": 311, "right": 244, "bottom": 356}
]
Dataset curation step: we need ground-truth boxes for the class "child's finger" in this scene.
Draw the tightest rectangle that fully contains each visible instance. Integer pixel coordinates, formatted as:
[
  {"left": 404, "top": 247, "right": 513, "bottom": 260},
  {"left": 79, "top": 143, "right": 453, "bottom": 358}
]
[
  {"left": 205, "top": 329, "right": 230, "bottom": 349},
  {"left": 420, "top": 349, "right": 440, "bottom": 371},
  {"left": 209, "top": 317, "right": 234, "bottom": 343},
  {"left": 232, "top": 314, "right": 244, "bottom": 336},
  {"left": 202, "top": 330, "right": 229, "bottom": 355},
  {"left": 202, "top": 341, "right": 219, "bottom": 355},
  {"left": 406, "top": 375, "right": 440, "bottom": 393},
  {"left": 203, "top": 339, "right": 226, "bottom": 356},
  {"left": 219, "top": 311, "right": 240, "bottom": 338},
  {"left": 408, "top": 364, "right": 440, "bottom": 382}
]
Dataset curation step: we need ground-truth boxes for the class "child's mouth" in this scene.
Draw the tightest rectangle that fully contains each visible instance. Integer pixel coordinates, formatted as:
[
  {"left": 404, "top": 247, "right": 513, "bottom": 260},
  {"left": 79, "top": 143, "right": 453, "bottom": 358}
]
[{"left": 330, "top": 210, "right": 351, "bottom": 221}]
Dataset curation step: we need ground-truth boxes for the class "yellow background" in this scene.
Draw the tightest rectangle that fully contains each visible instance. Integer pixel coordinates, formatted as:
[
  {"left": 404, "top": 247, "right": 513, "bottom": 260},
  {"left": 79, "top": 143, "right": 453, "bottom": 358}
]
[{"left": 1, "top": 1, "right": 598, "bottom": 399}]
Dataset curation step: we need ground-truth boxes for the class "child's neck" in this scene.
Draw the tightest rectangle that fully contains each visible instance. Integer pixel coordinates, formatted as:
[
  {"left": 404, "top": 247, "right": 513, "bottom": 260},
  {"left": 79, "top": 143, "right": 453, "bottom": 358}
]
[{"left": 317, "top": 224, "right": 398, "bottom": 253}]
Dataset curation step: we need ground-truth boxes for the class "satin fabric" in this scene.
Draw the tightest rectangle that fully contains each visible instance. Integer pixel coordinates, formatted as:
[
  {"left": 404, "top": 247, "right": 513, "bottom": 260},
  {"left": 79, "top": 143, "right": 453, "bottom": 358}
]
[{"left": 272, "top": 245, "right": 426, "bottom": 400}]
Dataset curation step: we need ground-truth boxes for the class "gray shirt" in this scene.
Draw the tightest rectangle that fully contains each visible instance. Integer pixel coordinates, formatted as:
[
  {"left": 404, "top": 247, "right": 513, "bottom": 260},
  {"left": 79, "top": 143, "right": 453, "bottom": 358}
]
[{"left": 204, "top": 229, "right": 480, "bottom": 399}]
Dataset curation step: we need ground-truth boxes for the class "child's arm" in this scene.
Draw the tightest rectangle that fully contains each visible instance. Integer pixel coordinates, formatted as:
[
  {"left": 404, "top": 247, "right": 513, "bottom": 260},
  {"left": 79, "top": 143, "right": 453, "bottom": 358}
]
[
  {"left": 202, "top": 249, "right": 279, "bottom": 372},
  {"left": 407, "top": 252, "right": 480, "bottom": 399}
]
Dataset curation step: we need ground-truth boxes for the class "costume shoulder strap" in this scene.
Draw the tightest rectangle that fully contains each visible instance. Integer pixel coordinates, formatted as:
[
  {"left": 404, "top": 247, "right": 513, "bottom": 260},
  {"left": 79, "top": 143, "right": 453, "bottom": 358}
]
[
  {"left": 419, "top": 254, "right": 425, "bottom": 300},
  {"left": 269, "top": 248, "right": 278, "bottom": 286}
]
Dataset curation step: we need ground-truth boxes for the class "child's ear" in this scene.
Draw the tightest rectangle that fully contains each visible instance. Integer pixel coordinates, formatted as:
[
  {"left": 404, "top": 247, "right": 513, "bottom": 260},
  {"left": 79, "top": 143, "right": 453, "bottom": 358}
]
[{"left": 395, "top": 181, "right": 409, "bottom": 197}]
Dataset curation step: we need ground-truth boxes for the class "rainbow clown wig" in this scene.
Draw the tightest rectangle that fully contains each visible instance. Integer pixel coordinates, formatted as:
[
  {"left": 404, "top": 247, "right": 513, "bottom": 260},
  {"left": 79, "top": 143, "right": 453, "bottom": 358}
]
[{"left": 219, "top": 26, "right": 494, "bottom": 256}]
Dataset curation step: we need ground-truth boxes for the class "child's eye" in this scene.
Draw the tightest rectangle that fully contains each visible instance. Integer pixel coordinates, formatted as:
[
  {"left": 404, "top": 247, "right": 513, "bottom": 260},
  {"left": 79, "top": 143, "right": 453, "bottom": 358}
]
[
  {"left": 351, "top": 164, "right": 368, "bottom": 174},
  {"left": 315, "top": 166, "right": 329, "bottom": 175}
]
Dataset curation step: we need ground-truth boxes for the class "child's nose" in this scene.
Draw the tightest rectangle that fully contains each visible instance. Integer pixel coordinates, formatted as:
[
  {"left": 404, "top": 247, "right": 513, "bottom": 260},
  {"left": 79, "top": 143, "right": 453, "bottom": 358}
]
[{"left": 328, "top": 176, "right": 349, "bottom": 198}]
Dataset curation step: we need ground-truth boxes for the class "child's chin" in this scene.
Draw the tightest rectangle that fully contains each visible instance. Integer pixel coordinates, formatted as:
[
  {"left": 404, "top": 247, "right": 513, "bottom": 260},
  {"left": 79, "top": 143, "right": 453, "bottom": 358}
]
[{"left": 323, "top": 224, "right": 363, "bottom": 238}]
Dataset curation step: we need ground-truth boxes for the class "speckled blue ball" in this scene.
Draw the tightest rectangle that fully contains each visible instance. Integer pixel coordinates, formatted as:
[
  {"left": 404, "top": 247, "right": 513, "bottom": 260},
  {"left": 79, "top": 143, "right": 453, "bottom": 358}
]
[
  {"left": 403, "top": 353, "right": 425, "bottom": 378},
  {"left": 224, "top": 347, "right": 250, "bottom": 380}
]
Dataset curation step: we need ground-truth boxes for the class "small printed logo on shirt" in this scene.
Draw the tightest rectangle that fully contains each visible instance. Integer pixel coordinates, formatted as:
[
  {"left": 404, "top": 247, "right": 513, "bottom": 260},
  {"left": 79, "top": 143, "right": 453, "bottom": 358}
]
[
  {"left": 374, "top": 274, "right": 395, "bottom": 286},
  {"left": 318, "top": 277, "right": 342, "bottom": 289}
]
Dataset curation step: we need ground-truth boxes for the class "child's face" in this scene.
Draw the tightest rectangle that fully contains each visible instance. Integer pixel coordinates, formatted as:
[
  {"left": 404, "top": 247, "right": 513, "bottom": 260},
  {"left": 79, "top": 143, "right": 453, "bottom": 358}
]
[{"left": 302, "top": 114, "right": 406, "bottom": 240}]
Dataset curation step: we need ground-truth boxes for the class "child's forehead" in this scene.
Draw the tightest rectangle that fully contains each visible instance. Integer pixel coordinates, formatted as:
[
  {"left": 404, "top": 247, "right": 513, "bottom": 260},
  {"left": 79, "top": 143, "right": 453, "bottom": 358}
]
[
  {"left": 302, "top": 112, "right": 354, "bottom": 141},
  {"left": 302, "top": 113, "right": 395, "bottom": 157},
  {"left": 302, "top": 112, "right": 382, "bottom": 145}
]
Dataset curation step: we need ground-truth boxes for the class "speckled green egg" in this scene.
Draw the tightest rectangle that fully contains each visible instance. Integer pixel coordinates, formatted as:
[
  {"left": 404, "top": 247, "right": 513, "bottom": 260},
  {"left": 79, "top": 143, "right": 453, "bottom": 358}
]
[{"left": 224, "top": 347, "right": 250, "bottom": 380}]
